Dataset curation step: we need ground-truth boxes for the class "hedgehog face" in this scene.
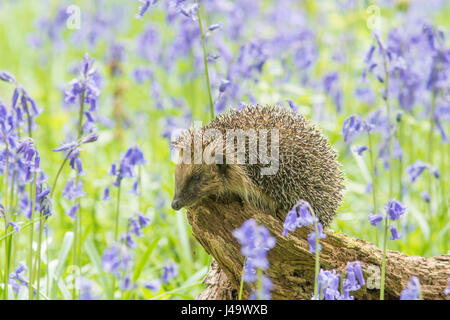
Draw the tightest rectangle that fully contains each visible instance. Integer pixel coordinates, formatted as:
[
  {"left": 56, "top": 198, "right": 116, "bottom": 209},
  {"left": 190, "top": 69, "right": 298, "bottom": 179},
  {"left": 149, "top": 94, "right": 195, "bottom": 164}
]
[{"left": 171, "top": 163, "right": 226, "bottom": 210}]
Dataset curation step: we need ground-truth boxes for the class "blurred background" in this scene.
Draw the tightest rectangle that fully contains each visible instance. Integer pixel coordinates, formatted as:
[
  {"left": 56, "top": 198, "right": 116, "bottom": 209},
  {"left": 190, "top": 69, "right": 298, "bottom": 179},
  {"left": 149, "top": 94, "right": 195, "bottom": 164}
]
[{"left": 0, "top": 0, "right": 448, "bottom": 299}]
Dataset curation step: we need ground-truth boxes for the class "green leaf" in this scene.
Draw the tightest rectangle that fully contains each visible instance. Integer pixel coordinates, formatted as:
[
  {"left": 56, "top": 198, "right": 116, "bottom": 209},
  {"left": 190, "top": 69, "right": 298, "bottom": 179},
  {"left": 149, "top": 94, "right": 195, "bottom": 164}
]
[
  {"left": 84, "top": 237, "right": 110, "bottom": 296},
  {"left": 51, "top": 231, "right": 73, "bottom": 299}
]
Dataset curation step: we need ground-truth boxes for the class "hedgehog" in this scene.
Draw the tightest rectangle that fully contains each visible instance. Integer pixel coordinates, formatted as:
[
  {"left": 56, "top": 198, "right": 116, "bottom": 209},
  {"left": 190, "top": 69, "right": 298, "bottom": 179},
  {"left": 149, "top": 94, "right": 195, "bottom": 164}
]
[{"left": 171, "top": 104, "right": 344, "bottom": 227}]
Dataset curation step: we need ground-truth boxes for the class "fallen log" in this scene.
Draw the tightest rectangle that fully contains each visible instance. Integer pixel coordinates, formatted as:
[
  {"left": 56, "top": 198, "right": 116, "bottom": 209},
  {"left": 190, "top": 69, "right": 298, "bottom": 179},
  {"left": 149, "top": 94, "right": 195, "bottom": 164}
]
[{"left": 186, "top": 196, "right": 450, "bottom": 300}]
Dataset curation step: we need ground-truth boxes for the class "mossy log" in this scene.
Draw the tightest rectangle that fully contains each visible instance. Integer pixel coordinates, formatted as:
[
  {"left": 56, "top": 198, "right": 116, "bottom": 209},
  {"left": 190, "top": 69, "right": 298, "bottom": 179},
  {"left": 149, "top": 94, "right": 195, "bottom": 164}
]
[{"left": 186, "top": 197, "right": 450, "bottom": 300}]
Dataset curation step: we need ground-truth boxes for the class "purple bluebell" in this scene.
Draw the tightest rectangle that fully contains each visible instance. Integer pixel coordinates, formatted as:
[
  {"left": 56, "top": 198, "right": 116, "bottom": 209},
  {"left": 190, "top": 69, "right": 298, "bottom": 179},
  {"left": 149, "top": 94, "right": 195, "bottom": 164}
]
[
  {"left": 144, "top": 279, "right": 161, "bottom": 292},
  {"left": 179, "top": 3, "right": 198, "bottom": 21},
  {"left": 316, "top": 269, "right": 341, "bottom": 300},
  {"left": 307, "top": 221, "right": 326, "bottom": 254},
  {"left": 406, "top": 160, "right": 439, "bottom": 183},
  {"left": 128, "top": 217, "right": 142, "bottom": 237},
  {"left": 109, "top": 146, "right": 147, "bottom": 187},
  {"left": 66, "top": 204, "right": 80, "bottom": 219},
  {"left": 233, "top": 219, "right": 276, "bottom": 271},
  {"left": 282, "top": 199, "right": 314, "bottom": 236},
  {"left": 342, "top": 115, "right": 365, "bottom": 143},
  {"left": 342, "top": 262, "right": 366, "bottom": 298},
  {"left": 384, "top": 199, "right": 407, "bottom": 220},
  {"left": 390, "top": 226, "right": 402, "bottom": 240},
  {"left": 368, "top": 213, "right": 383, "bottom": 227},
  {"left": 138, "top": 212, "right": 151, "bottom": 228},
  {"left": 79, "top": 278, "right": 99, "bottom": 300},
  {"left": 0, "top": 71, "right": 16, "bottom": 83},
  {"left": 400, "top": 276, "right": 421, "bottom": 300},
  {"left": 121, "top": 232, "right": 137, "bottom": 249},
  {"left": 420, "top": 192, "right": 430, "bottom": 203},
  {"left": 9, "top": 262, "right": 29, "bottom": 294},
  {"left": 120, "top": 275, "right": 135, "bottom": 291},
  {"left": 64, "top": 53, "right": 101, "bottom": 121},
  {"left": 248, "top": 275, "right": 273, "bottom": 300},
  {"left": 102, "top": 187, "right": 111, "bottom": 201},
  {"left": 101, "top": 243, "right": 133, "bottom": 278},
  {"left": 286, "top": 99, "right": 299, "bottom": 113},
  {"left": 355, "top": 145, "right": 368, "bottom": 155},
  {"left": 135, "top": 0, "right": 157, "bottom": 20},
  {"left": 62, "top": 178, "right": 86, "bottom": 201},
  {"left": 161, "top": 261, "right": 178, "bottom": 284},
  {"left": 8, "top": 221, "right": 21, "bottom": 234},
  {"left": 219, "top": 79, "right": 230, "bottom": 93},
  {"left": 208, "top": 23, "right": 221, "bottom": 32}
]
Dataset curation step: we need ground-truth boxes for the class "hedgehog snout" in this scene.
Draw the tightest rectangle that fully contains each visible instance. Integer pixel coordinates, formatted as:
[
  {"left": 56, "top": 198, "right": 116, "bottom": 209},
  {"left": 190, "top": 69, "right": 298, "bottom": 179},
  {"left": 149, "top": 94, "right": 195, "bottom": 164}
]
[{"left": 171, "top": 198, "right": 182, "bottom": 211}]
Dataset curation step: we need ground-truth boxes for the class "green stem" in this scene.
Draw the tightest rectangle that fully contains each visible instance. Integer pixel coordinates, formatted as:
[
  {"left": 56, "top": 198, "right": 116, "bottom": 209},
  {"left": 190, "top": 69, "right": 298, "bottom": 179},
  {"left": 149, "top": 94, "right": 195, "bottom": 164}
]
[
  {"left": 381, "top": 51, "right": 393, "bottom": 198},
  {"left": 367, "top": 131, "right": 379, "bottom": 246},
  {"left": 195, "top": 1, "right": 214, "bottom": 120},
  {"left": 380, "top": 216, "right": 390, "bottom": 300},
  {"left": 49, "top": 155, "right": 71, "bottom": 199},
  {"left": 114, "top": 180, "right": 122, "bottom": 242},
  {"left": 72, "top": 88, "right": 86, "bottom": 300},
  {"left": 35, "top": 211, "right": 44, "bottom": 300},
  {"left": 28, "top": 173, "right": 37, "bottom": 300},
  {"left": 256, "top": 268, "right": 263, "bottom": 300},
  {"left": 238, "top": 258, "right": 246, "bottom": 300},
  {"left": 2, "top": 132, "right": 9, "bottom": 300}
]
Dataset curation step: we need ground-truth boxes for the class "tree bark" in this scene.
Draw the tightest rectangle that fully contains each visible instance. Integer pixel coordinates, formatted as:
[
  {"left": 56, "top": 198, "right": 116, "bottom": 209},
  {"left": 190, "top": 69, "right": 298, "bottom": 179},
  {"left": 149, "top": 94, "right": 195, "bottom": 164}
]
[{"left": 186, "top": 197, "right": 450, "bottom": 300}]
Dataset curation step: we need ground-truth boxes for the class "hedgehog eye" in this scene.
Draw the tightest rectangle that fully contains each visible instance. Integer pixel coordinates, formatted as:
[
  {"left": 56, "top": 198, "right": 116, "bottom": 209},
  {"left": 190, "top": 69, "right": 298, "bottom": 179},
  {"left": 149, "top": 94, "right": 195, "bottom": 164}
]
[{"left": 191, "top": 174, "right": 201, "bottom": 183}]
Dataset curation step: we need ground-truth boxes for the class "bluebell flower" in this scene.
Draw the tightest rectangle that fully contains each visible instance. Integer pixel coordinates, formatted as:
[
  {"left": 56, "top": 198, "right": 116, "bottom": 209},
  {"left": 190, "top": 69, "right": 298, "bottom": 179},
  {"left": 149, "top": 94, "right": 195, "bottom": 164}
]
[
  {"left": 132, "top": 67, "right": 153, "bottom": 83},
  {"left": 344, "top": 261, "right": 365, "bottom": 292},
  {"left": 232, "top": 219, "right": 276, "bottom": 271},
  {"left": 286, "top": 99, "right": 299, "bottom": 113},
  {"left": 400, "top": 276, "right": 421, "bottom": 300},
  {"left": 384, "top": 199, "right": 407, "bottom": 220},
  {"left": 0, "top": 70, "right": 17, "bottom": 83},
  {"left": 219, "top": 79, "right": 230, "bottom": 93},
  {"left": 101, "top": 243, "right": 132, "bottom": 278},
  {"left": 248, "top": 275, "right": 273, "bottom": 300},
  {"left": 16, "top": 138, "right": 40, "bottom": 183},
  {"left": 9, "top": 262, "right": 29, "bottom": 294},
  {"left": 354, "top": 145, "right": 368, "bottom": 156},
  {"left": 316, "top": 269, "right": 341, "bottom": 300},
  {"left": 62, "top": 178, "right": 86, "bottom": 201},
  {"left": 102, "top": 187, "right": 111, "bottom": 201},
  {"left": 342, "top": 115, "right": 365, "bottom": 143},
  {"left": 128, "top": 217, "right": 142, "bottom": 237},
  {"left": 144, "top": 279, "right": 161, "bottom": 292},
  {"left": 109, "top": 146, "right": 147, "bottom": 187},
  {"left": 208, "top": 23, "right": 222, "bottom": 32},
  {"left": 179, "top": 3, "right": 198, "bottom": 21},
  {"left": 121, "top": 232, "right": 137, "bottom": 249},
  {"left": 406, "top": 160, "right": 439, "bottom": 183},
  {"left": 66, "top": 204, "right": 80, "bottom": 220},
  {"left": 79, "top": 277, "right": 100, "bottom": 300},
  {"left": 243, "top": 258, "right": 257, "bottom": 282},
  {"left": 7, "top": 221, "right": 22, "bottom": 234},
  {"left": 161, "top": 261, "right": 178, "bottom": 284},
  {"left": 390, "top": 226, "right": 402, "bottom": 240},
  {"left": 282, "top": 199, "right": 314, "bottom": 236},
  {"left": 307, "top": 221, "right": 326, "bottom": 254},
  {"left": 120, "top": 275, "right": 135, "bottom": 291},
  {"left": 64, "top": 53, "right": 101, "bottom": 119},
  {"left": 138, "top": 212, "right": 151, "bottom": 228},
  {"left": 368, "top": 213, "right": 383, "bottom": 226},
  {"left": 420, "top": 192, "right": 430, "bottom": 203},
  {"left": 135, "top": 0, "right": 157, "bottom": 20}
]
